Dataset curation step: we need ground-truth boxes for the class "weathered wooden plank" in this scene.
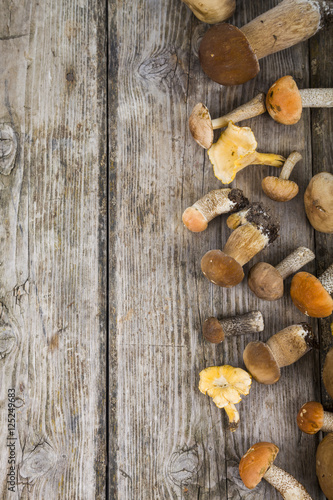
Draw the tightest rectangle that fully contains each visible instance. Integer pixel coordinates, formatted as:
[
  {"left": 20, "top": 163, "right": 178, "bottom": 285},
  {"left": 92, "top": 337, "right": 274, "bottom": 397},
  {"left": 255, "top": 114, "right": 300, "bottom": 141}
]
[
  {"left": 0, "top": 0, "right": 107, "bottom": 498},
  {"left": 111, "top": 0, "right": 327, "bottom": 497}
]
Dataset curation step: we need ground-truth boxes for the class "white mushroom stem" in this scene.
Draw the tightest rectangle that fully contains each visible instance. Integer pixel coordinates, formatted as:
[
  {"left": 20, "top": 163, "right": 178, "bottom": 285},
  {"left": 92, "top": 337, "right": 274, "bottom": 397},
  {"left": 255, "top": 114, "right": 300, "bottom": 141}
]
[
  {"left": 185, "top": 189, "right": 237, "bottom": 223},
  {"left": 263, "top": 464, "right": 313, "bottom": 499},
  {"left": 266, "top": 324, "right": 313, "bottom": 368},
  {"left": 219, "top": 311, "right": 264, "bottom": 337},
  {"left": 322, "top": 411, "right": 333, "bottom": 432},
  {"left": 300, "top": 88, "right": 333, "bottom": 107},
  {"left": 279, "top": 151, "right": 302, "bottom": 180},
  {"left": 211, "top": 93, "right": 266, "bottom": 130},
  {"left": 319, "top": 264, "right": 333, "bottom": 294},
  {"left": 224, "top": 224, "right": 269, "bottom": 266},
  {"left": 275, "top": 247, "right": 315, "bottom": 280}
]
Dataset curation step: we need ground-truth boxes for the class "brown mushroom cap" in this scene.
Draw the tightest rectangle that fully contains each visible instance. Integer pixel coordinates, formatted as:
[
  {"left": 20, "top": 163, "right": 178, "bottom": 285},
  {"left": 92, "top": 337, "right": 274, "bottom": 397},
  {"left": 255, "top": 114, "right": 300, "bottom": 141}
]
[
  {"left": 199, "top": 23, "right": 260, "bottom": 86},
  {"left": 262, "top": 177, "right": 299, "bottom": 202},
  {"left": 304, "top": 172, "right": 333, "bottom": 233},
  {"left": 266, "top": 76, "right": 302, "bottom": 125},
  {"left": 189, "top": 103, "right": 214, "bottom": 149},
  {"left": 297, "top": 402, "right": 324, "bottom": 435},
  {"left": 248, "top": 262, "right": 284, "bottom": 301},
  {"left": 182, "top": 207, "right": 208, "bottom": 232},
  {"left": 239, "top": 442, "right": 279, "bottom": 489},
  {"left": 290, "top": 272, "right": 333, "bottom": 318},
  {"left": 243, "top": 341, "right": 280, "bottom": 385},
  {"left": 201, "top": 250, "right": 244, "bottom": 288},
  {"left": 202, "top": 317, "right": 225, "bottom": 343},
  {"left": 323, "top": 348, "right": 333, "bottom": 400},
  {"left": 316, "top": 433, "right": 333, "bottom": 500}
]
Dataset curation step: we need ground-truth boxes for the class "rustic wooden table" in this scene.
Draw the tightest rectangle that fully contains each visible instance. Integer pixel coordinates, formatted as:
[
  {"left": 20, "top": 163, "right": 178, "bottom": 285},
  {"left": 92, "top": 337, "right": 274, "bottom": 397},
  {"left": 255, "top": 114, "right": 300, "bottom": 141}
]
[{"left": 0, "top": 0, "right": 332, "bottom": 498}]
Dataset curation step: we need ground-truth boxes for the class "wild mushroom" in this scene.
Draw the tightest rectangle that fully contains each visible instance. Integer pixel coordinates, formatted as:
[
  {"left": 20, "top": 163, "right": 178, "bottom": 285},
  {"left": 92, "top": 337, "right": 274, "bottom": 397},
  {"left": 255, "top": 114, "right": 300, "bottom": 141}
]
[
  {"left": 266, "top": 76, "right": 333, "bottom": 125},
  {"left": 189, "top": 94, "right": 266, "bottom": 149},
  {"left": 243, "top": 323, "right": 315, "bottom": 384},
  {"left": 248, "top": 246, "right": 315, "bottom": 301},
  {"left": 181, "top": 0, "right": 235, "bottom": 24},
  {"left": 290, "top": 264, "right": 333, "bottom": 317},
  {"left": 201, "top": 202, "right": 279, "bottom": 288},
  {"left": 262, "top": 151, "right": 302, "bottom": 202},
  {"left": 304, "top": 172, "right": 333, "bottom": 233},
  {"left": 316, "top": 433, "right": 333, "bottom": 500},
  {"left": 207, "top": 122, "right": 285, "bottom": 184},
  {"left": 297, "top": 402, "right": 333, "bottom": 435},
  {"left": 203, "top": 310, "right": 264, "bottom": 343},
  {"left": 239, "top": 442, "right": 313, "bottom": 499},
  {"left": 182, "top": 188, "right": 249, "bottom": 233},
  {"left": 199, "top": 365, "right": 252, "bottom": 431},
  {"left": 323, "top": 347, "right": 333, "bottom": 399},
  {"left": 199, "top": 0, "right": 333, "bottom": 86}
]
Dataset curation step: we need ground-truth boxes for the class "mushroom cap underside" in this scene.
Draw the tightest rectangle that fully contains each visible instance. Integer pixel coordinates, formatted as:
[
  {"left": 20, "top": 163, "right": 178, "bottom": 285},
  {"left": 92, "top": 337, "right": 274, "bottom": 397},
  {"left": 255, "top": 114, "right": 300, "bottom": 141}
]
[
  {"left": 297, "top": 402, "right": 324, "bottom": 435},
  {"left": 247, "top": 262, "right": 284, "bottom": 300},
  {"left": 316, "top": 433, "right": 333, "bottom": 500},
  {"left": 201, "top": 249, "right": 244, "bottom": 287},
  {"left": 290, "top": 272, "right": 333, "bottom": 318},
  {"left": 239, "top": 442, "right": 279, "bottom": 489},
  {"left": 189, "top": 102, "right": 214, "bottom": 149},
  {"left": 243, "top": 341, "right": 280, "bottom": 385},
  {"left": 323, "top": 348, "right": 333, "bottom": 400},
  {"left": 266, "top": 76, "right": 302, "bottom": 125},
  {"left": 304, "top": 172, "right": 333, "bottom": 234},
  {"left": 262, "top": 176, "right": 299, "bottom": 202},
  {"left": 199, "top": 365, "right": 252, "bottom": 408},
  {"left": 199, "top": 23, "right": 259, "bottom": 86}
]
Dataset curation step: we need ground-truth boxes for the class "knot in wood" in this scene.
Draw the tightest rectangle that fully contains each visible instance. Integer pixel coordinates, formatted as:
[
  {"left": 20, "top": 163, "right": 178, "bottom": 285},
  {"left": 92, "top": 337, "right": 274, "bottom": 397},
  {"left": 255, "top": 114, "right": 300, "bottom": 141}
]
[
  {"left": 0, "top": 124, "right": 17, "bottom": 175},
  {"left": 20, "top": 442, "right": 57, "bottom": 482},
  {"left": 168, "top": 446, "right": 201, "bottom": 486},
  {"left": 0, "top": 321, "right": 16, "bottom": 359},
  {"left": 138, "top": 48, "right": 178, "bottom": 89}
]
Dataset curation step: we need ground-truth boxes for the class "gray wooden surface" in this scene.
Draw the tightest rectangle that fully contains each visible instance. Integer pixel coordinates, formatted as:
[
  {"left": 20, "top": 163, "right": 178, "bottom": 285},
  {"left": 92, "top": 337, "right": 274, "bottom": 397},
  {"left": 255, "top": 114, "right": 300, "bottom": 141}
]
[{"left": 0, "top": 0, "right": 332, "bottom": 498}]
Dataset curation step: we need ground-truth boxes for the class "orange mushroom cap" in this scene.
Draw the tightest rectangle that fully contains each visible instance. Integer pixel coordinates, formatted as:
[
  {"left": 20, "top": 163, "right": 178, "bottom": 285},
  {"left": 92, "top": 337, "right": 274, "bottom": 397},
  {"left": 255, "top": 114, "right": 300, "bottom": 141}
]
[
  {"left": 297, "top": 402, "right": 324, "bottom": 435},
  {"left": 290, "top": 272, "right": 333, "bottom": 318},
  {"left": 266, "top": 76, "right": 302, "bottom": 125},
  {"left": 239, "top": 442, "right": 279, "bottom": 489}
]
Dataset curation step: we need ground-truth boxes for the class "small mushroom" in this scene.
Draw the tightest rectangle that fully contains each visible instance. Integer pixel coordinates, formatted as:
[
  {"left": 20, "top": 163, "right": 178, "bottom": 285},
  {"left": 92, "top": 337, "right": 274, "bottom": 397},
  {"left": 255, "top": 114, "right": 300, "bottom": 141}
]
[
  {"left": 297, "top": 402, "right": 333, "bottom": 435},
  {"left": 203, "top": 310, "right": 264, "bottom": 343},
  {"left": 181, "top": 0, "right": 235, "bottom": 24},
  {"left": 243, "top": 323, "right": 315, "bottom": 384},
  {"left": 290, "top": 264, "right": 333, "bottom": 317},
  {"left": 207, "top": 122, "right": 285, "bottom": 184},
  {"left": 199, "top": 0, "right": 333, "bottom": 86},
  {"left": 304, "top": 172, "right": 333, "bottom": 233},
  {"left": 182, "top": 188, "right": 249, "bottom": 233},
  {"left": 198, "top": 365, "right": 252, "bottom": 431},
  {"left": 201, "top": 202, "right": 280, "bottom": 288},
  {"left": 262, "top": 151, "right": 302, "bottom": 202},
  {"left": 248, "top": 246, "right": 315, "bottom": 301},
  {"left": 323, "top": 347, "right": 333, "bottom": 399},
  {"left": 189, "top": 94, "right": 266, "bottom": 149},
  {"left": 266, "top": 76, "right": 333, "bottom": 125},
  {"left": 316, "top": 433, "right": 333, "bottom": 500},
  {"left": 239, "top": 442, "right": 313, "bottom": 499}
]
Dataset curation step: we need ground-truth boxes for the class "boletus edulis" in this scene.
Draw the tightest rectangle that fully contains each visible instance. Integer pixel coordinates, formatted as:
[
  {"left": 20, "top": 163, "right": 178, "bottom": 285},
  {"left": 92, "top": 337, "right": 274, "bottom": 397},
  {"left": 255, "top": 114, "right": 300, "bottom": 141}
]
[
  {"left": 201, "top": 202, "right": 279, "bottom": 288},
  {"left": 323, "top": 347, "right": 333, "bottom": 399},
  {"left": 316, "top": 433, "right": 333, "bottom": 500},
  {"left": 202, "top": 310, "right": 264, "bottom": 343},
  {"left": 239, "top": 442, "right": 313, "bottom": 499},
  {"left": 181, "top": 0, "right": 235, "bottom": 24},
  {"left": 304, "top": 172, "right": 333, "bottom": 233},
  {"left": 290, "top": 264, "right": 333, "bottom": 317},
  {"left": 199, "top": 0, "right": 333, "bottom": 86},
  {"left": 243, "top": 323, "right": 315, "bottom": 384}
]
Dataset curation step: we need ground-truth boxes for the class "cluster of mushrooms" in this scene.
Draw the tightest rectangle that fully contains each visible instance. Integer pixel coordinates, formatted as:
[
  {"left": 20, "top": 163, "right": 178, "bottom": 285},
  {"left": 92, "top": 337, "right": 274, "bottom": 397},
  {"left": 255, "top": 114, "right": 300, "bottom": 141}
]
[{"left": 180, "top": 0, "right": 333, "bottom": 498}]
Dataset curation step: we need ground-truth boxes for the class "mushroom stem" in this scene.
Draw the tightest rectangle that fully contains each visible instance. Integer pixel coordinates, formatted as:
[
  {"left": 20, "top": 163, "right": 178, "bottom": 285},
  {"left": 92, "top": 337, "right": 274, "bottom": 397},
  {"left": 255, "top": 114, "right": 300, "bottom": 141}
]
[
  {"left": 241, "top": 0, "right": 333, "bottom": 61},
  {"left": 279, "top": 151, "right": 302, "bottom": 180},
  {"left": 211, "top": 93, "right": 266, "bottom": 130},
  {"left": 322, "top": 412, "right": 333, "bottom": 433},
  {"left": 299, "top": 88, "right": 333, "bottom": 107},
  {"left": 224, "top": 403, "right": 240, "bottom": 431},
  {"left": 319, "top": 264, "right": 333, "bottom": 294},
  {"left": 266, "top": 323, "right": 314, "bottom": 368},
  {"left": 275, "top": 247, "right": 315, "bottom": 280},
  {"left": 263, "top": 464, "right": 313, "bottom": 499},
  {"left": 224, "top": 225, "right": 269, "bottom": 266},
  {"left": 235, "top": 151, "right": 285, "bottom": 171},
  {"left": 219, "top": 311, "right": 264, "bottom": 337}
]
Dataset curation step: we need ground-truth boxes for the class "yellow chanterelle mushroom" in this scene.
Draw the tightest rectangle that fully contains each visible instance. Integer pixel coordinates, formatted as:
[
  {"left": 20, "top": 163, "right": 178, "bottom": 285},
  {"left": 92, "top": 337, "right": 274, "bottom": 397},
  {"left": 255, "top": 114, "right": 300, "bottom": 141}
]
[
  {"left": 199, "top": 365, "right": 252, "bottom": 431},
  {"left": 208, "top": 122, "right": 285, "bottom": 184}
]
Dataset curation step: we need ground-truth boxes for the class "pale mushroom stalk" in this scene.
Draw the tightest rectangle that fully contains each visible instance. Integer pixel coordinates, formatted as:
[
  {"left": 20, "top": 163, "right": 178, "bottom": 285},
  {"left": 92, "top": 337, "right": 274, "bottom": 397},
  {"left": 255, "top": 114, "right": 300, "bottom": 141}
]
[
  {"left": 299, "top": 88, "right": 333, "bottom": 107},
  {"left": 320, "top": 413, "right": 333, "bottom": 433},
  {"left": 248, "top": 247, "right": 315, "bottom": 301},
  {"left": 263, "top": 464, "right": 313, "bottom": 500},
  {"left": 319, "top": 263, "right": 333, "bottom": 294},
  {"left": 262, "top": 151, "right": 302, "bottom": 202},
  {"left": 203, "top": 310, "right": 264, "bottom": 343},
  {"left": 199, "top": 0, "right": 333, "bottom": 86},
  {"left": 279, "top": 151, "right": 303, "bottom": 180},
  {"left": 181, "top": 0, "right": 235, "bottom": 24},
  {"left": 212, "top": 94, "right": 267, "bottom": 129},
  {"left": 182, "top": 188, "right": 249, "bottom": 233},
  {"left": 297, "top": 401, "right": 333, "bottom": 434}
]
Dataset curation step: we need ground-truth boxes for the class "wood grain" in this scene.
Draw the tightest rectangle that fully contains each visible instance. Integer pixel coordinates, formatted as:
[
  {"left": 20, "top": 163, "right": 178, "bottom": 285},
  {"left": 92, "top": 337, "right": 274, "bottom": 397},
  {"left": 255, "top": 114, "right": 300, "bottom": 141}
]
[{"left": 0, "top": 1, "right": 107, "bottom": 498}]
